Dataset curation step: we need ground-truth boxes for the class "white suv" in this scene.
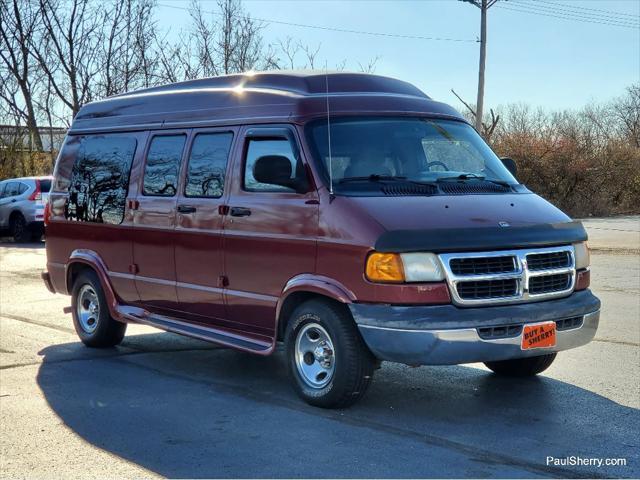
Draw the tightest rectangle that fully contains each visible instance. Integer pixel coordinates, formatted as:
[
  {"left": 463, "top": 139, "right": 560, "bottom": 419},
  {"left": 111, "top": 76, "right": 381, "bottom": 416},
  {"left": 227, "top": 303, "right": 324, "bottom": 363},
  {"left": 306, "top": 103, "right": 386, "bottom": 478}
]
[{"left": 0, "top": 176, "right": 52, "bottom": 242}]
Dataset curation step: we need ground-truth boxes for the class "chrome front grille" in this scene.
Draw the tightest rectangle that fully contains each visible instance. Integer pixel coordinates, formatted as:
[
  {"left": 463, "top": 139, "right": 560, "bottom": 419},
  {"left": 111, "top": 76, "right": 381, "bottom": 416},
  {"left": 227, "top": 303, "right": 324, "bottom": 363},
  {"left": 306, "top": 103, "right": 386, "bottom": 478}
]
[
  {"left": 450, "top": 256, "right": 516, "bottom": 275},
  {"left": 528, "top": 273, "right": 571, "bottom": 294},
  {"left": 526, "top": 251, "right": 571, "bottom": 271},
  {"left": 439, "top": 246, "right": 576, "bottom": 306},
  {"left": 456, "top": 278, "right": 518, "bottom": 299}
]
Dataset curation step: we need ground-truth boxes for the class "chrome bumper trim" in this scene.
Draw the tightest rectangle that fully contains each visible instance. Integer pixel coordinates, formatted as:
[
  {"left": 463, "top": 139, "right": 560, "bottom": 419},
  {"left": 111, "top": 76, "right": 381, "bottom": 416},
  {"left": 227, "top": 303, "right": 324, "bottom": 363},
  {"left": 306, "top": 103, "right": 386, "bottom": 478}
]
[{"left": 357, "top": 309, "right": 599, "bottom": 366}]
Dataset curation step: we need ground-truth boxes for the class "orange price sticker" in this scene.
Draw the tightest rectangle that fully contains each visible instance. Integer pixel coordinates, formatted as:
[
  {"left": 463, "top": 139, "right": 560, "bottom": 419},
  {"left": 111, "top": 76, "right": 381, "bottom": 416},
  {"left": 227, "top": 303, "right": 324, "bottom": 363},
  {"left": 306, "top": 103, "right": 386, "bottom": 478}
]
[{"left": 521, "top": 322, "right": 556, "bottom": 350}]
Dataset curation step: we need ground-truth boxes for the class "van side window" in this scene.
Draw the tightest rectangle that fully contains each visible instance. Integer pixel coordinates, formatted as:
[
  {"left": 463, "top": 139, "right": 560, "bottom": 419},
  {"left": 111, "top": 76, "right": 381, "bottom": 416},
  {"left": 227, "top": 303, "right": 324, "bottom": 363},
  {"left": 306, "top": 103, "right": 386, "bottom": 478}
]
[
  {"left": 67, "top": 135, "right": 137, "bottom": 224},
  {"left": 185, "top": 133, "right": 233, "bottom": 198},
  {"left": 143, "top": 135, "right": 186, "bottom": 196},
  {"left": 244, "top": 139, "right": 301, "bottom": 192}
]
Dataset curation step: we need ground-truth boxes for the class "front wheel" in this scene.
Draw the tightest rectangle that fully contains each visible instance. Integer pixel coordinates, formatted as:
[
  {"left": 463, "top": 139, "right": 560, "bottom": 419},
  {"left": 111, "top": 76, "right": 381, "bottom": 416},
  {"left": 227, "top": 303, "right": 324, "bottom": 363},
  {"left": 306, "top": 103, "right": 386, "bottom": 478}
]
[
  {"left": 285, "top": 299, "right": 376, "bottom": 408},
  {"left": 71, "top": 270, "right": 126, "bottom": 348},
  {"left": 484, "top": 353, "right": 557, "bottom": 377}
]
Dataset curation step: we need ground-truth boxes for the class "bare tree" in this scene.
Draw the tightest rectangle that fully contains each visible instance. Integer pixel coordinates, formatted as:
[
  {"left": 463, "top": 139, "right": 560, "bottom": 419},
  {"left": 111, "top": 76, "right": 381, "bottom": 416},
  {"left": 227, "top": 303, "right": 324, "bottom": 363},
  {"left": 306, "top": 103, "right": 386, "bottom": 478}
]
[
  {"left": 358, "top": 55, "right": 380, "bottom": 74},
  {"left": 189, "top": 0, "right": 221, "bottom": 77},
  {"left": 99, "top": 0, "right": 157, "bottom": 96},
  {"left": 31, "top": 0, "right": 104, "bottom": 118},
  {"left": 613, "top": 84, "right": 640, "bottom": 147},
  {"left": 0, "top": 0, "right": 44, "bottom": 150},
  {"left": 182, "top": 0, "right": 264, "bottom": 77},
  {"left": 451, "top": 88, "right": 500, "bottom": 140},
  {"left": 300, "top": 43, "right": 321, "bottom": 69},
  {"left": 275, "top": 37, "right": 299, "bottom": 70}
]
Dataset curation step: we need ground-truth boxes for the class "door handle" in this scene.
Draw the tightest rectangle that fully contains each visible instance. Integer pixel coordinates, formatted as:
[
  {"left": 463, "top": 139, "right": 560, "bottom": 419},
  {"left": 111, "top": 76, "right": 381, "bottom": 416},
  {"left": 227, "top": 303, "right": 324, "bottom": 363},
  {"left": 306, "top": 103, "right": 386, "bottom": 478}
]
[
  {"left": 177, "top": 205, "right": 197, "bottom": 214},
  {"left": 229, "top": 207, "right": 251, "bottom": 217}
]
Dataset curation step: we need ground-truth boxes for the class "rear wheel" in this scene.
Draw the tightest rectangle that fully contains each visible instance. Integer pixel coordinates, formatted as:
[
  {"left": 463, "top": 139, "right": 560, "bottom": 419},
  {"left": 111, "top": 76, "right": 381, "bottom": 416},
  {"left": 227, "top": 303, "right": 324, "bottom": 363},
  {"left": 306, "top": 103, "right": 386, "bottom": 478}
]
[
  {"left": 484, "top": 353, "right": 557, "bottom": 377},
  {"left": 71, "top": 270, "right": 126, "bottom": 348},
  {"left": 285, "top": 299, "right": 375, "bottom": 408},
  {"left": 10, "top": 214, "right": 30, "bottom": 243}
]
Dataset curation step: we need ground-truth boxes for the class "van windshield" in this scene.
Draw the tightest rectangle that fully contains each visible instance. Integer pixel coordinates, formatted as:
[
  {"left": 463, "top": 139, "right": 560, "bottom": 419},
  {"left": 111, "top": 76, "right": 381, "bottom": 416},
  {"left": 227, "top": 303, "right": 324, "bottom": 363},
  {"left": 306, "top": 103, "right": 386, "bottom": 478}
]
[{"left": 306, "top": 117, "right": 517, "bottom": 194}]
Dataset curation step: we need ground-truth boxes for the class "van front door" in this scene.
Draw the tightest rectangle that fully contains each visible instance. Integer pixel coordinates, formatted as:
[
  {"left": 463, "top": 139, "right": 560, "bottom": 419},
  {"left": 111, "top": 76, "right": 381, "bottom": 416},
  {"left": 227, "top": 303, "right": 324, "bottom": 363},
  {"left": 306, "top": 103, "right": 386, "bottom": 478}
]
[
  {"left": 174, "top": 128, "right": 236, "bottom": 325},
  {"left": 132, "top": 131, "right": 188, "bottom": 312},
  {"left": 223, "top": 126, "right": 319, "bottom": 336}
]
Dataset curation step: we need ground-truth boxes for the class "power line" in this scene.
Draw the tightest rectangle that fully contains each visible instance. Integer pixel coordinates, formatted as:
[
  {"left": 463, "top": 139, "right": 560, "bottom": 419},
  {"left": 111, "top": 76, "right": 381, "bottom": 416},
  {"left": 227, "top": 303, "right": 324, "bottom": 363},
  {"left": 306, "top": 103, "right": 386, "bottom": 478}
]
[
  {"left": 495, "top": 4, "right": 640, "bottom": 29},
  {"left": 527, "top": 0, "right": 640, "bottom": 20},
  {"left": 157, "top": 3, "right": 478, "bottom": 43},
  {"left": 510, "top": 0, "right": 639, "bottom": 27}
]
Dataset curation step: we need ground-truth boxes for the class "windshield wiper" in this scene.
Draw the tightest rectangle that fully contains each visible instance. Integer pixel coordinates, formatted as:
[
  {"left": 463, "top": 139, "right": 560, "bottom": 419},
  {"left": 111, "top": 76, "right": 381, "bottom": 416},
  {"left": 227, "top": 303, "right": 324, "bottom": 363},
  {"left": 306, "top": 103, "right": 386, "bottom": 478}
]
[
  {"left": 339, "top": 174, "right": 408, "bottom": 184},
  {"left": 436, "top": 173, "right": 511, "bottom": 188},
  {"left": 339, "top": 175, "right": 439, "bottom": 187}
]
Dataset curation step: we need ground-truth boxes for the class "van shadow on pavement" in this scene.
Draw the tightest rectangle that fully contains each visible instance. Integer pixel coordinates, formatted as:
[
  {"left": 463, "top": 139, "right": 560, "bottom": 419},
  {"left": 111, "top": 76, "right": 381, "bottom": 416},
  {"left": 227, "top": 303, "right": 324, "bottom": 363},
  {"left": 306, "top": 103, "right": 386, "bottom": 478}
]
[{"left": 36, "top": 333, "right": 639, "bottom": 479}]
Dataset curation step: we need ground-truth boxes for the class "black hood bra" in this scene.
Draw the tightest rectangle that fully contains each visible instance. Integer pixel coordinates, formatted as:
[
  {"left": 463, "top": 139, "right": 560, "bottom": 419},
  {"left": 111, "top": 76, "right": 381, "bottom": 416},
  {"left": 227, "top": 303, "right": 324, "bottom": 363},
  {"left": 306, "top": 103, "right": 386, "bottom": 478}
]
[{"left": 375, "top": 221, "right": 588, "bottom": 253}]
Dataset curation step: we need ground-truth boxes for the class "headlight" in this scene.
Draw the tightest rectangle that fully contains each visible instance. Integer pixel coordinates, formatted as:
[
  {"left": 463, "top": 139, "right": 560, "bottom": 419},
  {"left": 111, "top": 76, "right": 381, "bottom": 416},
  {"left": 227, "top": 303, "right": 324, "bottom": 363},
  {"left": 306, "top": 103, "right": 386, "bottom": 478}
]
[
  {"left": 573, "top": 242, "right": 590, "bottom": 270},
  {"left": 365, "top": 252, "right": 444, "bottom": 283}
]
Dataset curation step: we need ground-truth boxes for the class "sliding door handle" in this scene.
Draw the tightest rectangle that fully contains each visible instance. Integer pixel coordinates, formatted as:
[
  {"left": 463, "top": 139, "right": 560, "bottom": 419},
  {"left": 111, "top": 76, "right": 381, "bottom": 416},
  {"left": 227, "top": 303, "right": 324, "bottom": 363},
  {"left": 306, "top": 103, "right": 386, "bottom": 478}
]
[
  {"left": 230, "top": 207, "right": 251, "bottom": 217},
  {"left": 177, "top": 205, "right": 197, "bottom": 214}
]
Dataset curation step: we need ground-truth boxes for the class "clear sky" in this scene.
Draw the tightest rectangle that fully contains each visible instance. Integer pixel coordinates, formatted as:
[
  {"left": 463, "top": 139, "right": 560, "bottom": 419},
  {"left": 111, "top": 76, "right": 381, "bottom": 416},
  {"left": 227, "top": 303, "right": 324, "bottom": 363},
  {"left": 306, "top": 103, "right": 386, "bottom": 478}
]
[{"left": 155, "top": 0, "right": 640, "bottom": 111}]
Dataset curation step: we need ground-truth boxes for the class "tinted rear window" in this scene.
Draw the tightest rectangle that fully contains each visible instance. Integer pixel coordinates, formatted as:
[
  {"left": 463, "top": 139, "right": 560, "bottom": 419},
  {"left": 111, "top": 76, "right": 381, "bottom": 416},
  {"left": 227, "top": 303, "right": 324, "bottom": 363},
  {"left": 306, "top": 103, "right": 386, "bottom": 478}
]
[
  {"left": 143, "top": 135, "right": 186, "bottom": 196},
  {"left": 185, "top": 133, "right": 233, "bottom": 198},
  {"left": 67, "top": 135, "right": 137, "bottom": 224}
]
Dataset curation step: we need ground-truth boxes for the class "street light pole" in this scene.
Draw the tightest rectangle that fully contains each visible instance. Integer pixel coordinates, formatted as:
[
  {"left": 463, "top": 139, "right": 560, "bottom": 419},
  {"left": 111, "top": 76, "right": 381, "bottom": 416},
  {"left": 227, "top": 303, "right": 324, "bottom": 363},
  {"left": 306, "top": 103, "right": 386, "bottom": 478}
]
[{"left": 460, "top": 0, "right": 498, "bottom": 132}]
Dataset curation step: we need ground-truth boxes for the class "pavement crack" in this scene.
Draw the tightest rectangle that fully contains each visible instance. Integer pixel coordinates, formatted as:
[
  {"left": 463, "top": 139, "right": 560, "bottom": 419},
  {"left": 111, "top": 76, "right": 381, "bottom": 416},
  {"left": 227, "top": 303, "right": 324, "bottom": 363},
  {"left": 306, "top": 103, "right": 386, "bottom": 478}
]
[
  {"left": 1, "top": 314, "right": 75, "bottom": 334},
  {"left": 0, "top": 346, "right": 220, "bottom": 370},
  {"left": 593, "top": 338, "right": 639, "bottom": 347},
  {"left": 0, "top": 361, "right": 41, "bottom": 370}
]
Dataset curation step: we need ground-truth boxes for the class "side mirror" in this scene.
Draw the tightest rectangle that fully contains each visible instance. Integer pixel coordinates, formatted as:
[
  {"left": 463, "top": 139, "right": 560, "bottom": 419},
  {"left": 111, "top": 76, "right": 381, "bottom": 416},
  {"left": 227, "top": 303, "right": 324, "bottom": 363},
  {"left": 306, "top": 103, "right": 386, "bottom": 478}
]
[
  {"left": 253, "top": 155, "right": 308, "bottom": 193},
  {"left": 501, "top": 157, "right": 518, "bottom": 178}
]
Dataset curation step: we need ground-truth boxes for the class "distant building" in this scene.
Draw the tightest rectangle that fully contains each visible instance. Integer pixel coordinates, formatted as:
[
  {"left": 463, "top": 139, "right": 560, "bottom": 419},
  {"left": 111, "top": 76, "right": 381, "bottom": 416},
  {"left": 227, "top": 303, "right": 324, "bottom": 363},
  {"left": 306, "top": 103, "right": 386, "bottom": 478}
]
[{"left": 0, "top": 124, "right": 67, "bottom": 152}]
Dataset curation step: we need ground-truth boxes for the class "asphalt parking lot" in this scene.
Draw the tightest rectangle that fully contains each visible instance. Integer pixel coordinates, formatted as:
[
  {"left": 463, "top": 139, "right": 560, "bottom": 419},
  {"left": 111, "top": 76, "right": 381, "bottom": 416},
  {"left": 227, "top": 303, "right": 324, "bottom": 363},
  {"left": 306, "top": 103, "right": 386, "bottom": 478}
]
[{"left": 1, "top": 217, "right": 638, "bottom": 478}]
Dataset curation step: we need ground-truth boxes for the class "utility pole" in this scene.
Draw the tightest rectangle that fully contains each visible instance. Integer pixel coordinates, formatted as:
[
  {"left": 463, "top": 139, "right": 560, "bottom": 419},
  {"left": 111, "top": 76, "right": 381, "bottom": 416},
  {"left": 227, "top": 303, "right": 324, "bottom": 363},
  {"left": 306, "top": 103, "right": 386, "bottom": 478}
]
[{"left": 460, "top": 0, "right": 499, "bottom": 132}]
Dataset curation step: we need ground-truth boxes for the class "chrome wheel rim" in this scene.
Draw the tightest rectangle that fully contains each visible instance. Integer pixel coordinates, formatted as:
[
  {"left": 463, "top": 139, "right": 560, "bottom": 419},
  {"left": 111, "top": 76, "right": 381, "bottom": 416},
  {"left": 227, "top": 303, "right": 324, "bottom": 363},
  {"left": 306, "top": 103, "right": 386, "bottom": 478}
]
[
  {"left": 77, "top": 284, "right": 100, "bottom": 334},
  {"left": 294, "top": 323, "right": 336, "bottom": 389}
]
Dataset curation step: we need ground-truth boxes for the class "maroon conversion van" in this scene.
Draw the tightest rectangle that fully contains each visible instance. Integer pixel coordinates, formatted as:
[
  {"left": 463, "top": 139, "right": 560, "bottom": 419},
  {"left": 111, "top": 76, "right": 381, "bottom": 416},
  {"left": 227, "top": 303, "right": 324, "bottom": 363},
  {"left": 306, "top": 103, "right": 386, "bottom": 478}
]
[{"left": 42, "top": 72, "right": 600, "bottom": 407}]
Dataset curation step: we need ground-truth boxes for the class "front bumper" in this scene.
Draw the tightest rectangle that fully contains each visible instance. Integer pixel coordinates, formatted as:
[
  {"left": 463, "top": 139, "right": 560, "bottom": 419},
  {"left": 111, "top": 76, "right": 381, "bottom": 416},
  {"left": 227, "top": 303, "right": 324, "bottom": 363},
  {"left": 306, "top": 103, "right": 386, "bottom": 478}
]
[{"left": 350, "top": 290, "right": 600, "bottom": 365}]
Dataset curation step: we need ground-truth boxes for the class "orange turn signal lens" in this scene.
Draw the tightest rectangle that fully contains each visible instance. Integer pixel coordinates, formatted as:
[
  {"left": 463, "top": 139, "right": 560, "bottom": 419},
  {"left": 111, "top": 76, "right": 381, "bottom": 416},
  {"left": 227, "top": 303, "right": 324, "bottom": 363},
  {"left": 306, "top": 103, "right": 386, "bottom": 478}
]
[{"left": 365, "top": 252, "right": 405, "bottom": 283}]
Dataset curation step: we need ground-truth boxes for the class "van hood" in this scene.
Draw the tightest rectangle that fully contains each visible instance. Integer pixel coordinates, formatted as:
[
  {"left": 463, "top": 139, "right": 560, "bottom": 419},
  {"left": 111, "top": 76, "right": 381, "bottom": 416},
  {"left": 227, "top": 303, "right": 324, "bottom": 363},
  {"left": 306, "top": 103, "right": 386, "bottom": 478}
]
[{"left": 346, "top": 193, "right": 586, "bottom": 253}]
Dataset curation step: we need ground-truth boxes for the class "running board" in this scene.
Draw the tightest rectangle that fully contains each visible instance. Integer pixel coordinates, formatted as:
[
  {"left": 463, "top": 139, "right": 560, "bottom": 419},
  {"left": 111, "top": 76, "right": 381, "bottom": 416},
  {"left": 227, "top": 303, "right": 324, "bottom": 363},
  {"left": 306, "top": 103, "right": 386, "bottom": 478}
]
[{"left": 117, "top": 305, "right": 273, "bottom": 354}]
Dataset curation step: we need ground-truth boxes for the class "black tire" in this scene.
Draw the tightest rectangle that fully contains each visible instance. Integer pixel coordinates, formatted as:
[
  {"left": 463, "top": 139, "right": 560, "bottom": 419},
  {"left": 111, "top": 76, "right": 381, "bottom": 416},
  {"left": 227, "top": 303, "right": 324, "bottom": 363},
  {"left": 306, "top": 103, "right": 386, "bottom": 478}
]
[
  {"left": 285, "top": 299, "right": 375, "bottom": 408},
  {"left": 10, "top": 214, "right": 30, "bottom": 243},
  {"left": 484, "top": 353, "right": 557, "bottom": 377},
  {"left": 71, "top": 270, "right": 126, "bottom": 348}
]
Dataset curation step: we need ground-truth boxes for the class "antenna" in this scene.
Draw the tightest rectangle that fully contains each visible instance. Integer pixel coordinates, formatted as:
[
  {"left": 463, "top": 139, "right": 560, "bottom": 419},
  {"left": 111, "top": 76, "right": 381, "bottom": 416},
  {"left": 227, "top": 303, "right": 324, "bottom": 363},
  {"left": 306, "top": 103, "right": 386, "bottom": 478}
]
[{"left": 324, "top": 64, "right": 334, "bottom": 195}]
